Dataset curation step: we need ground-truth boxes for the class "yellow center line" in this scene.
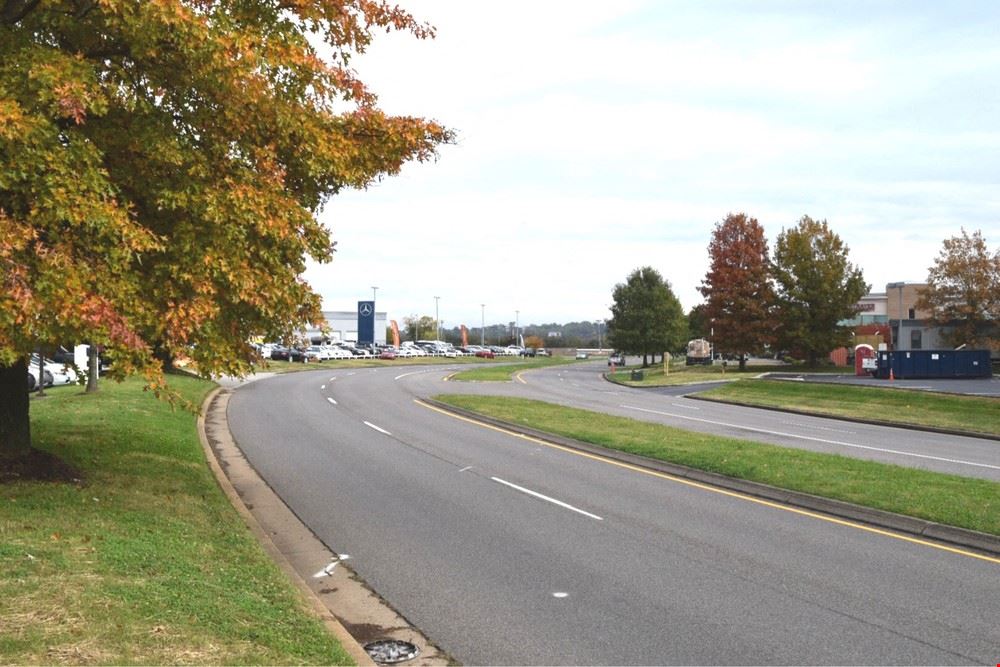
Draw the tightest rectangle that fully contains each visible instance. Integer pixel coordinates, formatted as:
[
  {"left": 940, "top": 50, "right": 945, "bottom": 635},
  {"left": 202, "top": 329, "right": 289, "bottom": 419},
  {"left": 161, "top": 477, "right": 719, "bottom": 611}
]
[
  {"left": 514, "top": 371, "right": 527, "bottom": 385},
  {"left": 414, "top": 399, "right": 1000, "bottom": 566}
]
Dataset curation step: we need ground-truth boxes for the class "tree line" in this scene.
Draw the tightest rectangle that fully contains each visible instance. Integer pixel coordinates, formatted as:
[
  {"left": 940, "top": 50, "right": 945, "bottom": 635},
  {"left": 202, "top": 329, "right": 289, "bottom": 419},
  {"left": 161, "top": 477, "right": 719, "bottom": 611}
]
[{"left": 608, "top": 215, "right": 998, "bottom": 369}]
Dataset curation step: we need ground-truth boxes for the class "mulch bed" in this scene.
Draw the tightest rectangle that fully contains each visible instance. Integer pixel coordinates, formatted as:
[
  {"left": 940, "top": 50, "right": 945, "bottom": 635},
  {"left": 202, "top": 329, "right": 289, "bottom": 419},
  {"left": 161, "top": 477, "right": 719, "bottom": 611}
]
[{"left": 0, "top": 449, "right": 84, "bottom": 484}]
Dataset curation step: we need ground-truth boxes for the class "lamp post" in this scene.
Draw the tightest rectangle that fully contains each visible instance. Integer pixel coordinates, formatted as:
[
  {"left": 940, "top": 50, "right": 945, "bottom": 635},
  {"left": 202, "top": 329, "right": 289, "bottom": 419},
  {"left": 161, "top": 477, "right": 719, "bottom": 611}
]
[
  {"left": 515, "top": 310, "right": 519, "bottom": 346},
  {"left": 595, "top": 320, "right": 602, "bottom": 351},
  {"left": 434, "top": 296, "right": 440, "bottom": 342},
  {"left": 481, "top": 304, "right": 486, "bottom": 346}
]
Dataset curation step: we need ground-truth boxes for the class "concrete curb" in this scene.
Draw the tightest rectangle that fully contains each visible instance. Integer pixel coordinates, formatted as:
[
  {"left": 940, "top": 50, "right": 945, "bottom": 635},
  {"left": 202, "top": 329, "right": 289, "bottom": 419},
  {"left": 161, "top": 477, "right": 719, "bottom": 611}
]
[
  {"left": 199, "top": 387, "right": 452, "bottom": 666},
  {"left": 684, "top": 393, "right": 1000, "bottom": 442},
  {"left": 197, "top": 387, "right": 375, "bottom": 666},
  {"left": 423, "top": 399, "right": 1000, "bottom": 558}
]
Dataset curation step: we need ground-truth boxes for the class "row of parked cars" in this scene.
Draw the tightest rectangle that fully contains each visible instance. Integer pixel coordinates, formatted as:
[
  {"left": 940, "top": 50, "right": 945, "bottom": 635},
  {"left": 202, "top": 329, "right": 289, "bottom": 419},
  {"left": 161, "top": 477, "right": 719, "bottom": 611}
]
[{"left": 253, "top": 340, "right": 548, "bottom": 362}]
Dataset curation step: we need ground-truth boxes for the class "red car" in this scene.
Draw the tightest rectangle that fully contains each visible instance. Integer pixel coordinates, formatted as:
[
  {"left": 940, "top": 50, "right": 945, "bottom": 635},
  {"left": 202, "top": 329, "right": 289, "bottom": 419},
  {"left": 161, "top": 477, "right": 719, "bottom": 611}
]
[
  {"left": 475, "top": 349, "right": 495, "bottom": 359},
  {"left": 379, "top": 349, "right": 397, "bottom": 360}
]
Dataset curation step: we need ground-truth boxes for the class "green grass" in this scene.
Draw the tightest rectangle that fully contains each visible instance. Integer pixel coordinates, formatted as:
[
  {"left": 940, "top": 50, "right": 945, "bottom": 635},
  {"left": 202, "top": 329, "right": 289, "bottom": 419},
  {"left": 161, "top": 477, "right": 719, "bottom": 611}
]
[
  {"left": 449, "top": 356, "right": 574, "bottom": 381},
  {"left": 699, "top": 379, "right": 1000, "bottom": 437},
  {"left": 606, "top": 362, "right": 852, "bottom": 386},
  {"left": 434, "top": 394, "right": 1000, "bottom": 536},
  {"left": 1, "top": 377, "right": 353, "bottom": 665}
]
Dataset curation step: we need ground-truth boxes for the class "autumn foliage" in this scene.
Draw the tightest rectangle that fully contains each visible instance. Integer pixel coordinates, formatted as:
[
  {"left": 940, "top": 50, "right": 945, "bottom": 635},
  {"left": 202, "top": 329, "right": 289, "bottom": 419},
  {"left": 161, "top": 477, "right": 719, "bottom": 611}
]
[
  {"left": 916, "top": 229, "right": 1000, "bottom": 350},
  {"left": 699, "top": 212, "right": 774, "bottom": 369},
  {"left": 0, "top": 0, "right": 450, "bottom": 456}
]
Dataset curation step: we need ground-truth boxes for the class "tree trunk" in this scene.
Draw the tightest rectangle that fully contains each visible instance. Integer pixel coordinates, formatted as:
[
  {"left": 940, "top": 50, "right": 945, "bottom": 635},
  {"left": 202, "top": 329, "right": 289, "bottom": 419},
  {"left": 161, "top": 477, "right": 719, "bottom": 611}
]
[
  {"left": 86, "top": 344, "right": 99, "bottom": 393},
  {"left": 739, "top": 355, "right": 747, "bottom": 371},
  {"left": 35, "top": 350, "right": 45, "bottom": 397},
  {"left": 0, "top": 358, "right": 33, "bottom": 461}
]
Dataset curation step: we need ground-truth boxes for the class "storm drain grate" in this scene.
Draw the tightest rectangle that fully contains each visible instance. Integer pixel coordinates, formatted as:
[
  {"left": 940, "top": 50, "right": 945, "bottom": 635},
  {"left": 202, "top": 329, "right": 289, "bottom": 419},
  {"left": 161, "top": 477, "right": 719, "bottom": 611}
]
[{"left": 363, "top": 639, "right": 419, "bottom": 664}]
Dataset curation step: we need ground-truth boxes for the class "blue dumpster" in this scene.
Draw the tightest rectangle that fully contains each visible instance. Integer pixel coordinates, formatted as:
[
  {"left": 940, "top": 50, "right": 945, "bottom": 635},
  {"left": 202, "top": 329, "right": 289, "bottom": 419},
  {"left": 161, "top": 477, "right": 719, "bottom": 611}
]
[{"left": 874, "top": 349, "right": 992, "bottom": 379}]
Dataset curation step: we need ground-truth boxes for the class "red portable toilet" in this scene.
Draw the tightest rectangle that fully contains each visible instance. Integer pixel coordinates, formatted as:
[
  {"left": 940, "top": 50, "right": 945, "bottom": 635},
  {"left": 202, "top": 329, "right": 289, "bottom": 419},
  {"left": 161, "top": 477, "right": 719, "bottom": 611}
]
[{"left": 855, "top": 344, "right": 875, "bottom": 376}]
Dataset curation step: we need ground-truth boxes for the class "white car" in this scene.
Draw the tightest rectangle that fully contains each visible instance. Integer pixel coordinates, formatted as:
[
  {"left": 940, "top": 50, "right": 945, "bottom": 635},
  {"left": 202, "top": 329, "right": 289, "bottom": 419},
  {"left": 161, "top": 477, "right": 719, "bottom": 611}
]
[{"left": 29, "top": 354, "right": 78, "bottom": 386}]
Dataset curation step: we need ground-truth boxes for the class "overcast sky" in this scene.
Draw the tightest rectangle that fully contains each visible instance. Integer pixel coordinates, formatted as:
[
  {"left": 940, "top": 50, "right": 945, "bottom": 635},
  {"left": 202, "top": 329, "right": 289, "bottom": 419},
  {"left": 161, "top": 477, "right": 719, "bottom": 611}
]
[{"left": 305, "top": 0, "right": 1000, "bottom": 331}]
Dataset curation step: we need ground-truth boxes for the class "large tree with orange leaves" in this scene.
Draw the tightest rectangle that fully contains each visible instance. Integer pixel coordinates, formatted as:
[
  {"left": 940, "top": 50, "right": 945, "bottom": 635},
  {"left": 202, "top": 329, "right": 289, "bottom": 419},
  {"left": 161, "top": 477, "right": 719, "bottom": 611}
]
[
  {"left": 0, "top": 0, "right": 450, "bottom": 462},
  {"left": 699, "top": 212, "right": 774, "bottom": 371}
]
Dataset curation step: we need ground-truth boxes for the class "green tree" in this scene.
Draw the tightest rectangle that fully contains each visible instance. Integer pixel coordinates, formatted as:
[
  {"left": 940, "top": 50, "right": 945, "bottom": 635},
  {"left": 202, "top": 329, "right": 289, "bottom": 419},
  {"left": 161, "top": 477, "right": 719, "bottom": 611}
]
[
  {"left": 403, "top": 315, "right": 438, "bottom": 342},
  {"left": 0, "top": 1, "right": 450, "bottom": 465},
  {"left": 607, "top": 266, "right": 686, "bottom": 367},
  {"left": 686, "top": 304, "right": 709, "bottom": 340},
  {"left": 915, "top": 229, "right": 999, "bottom": 350},
  {"left": 699, "top": 212, "right": 774, "bottom": 370},
  {"left": 772, "top": 216, "right": 868, "bottom": 366}
]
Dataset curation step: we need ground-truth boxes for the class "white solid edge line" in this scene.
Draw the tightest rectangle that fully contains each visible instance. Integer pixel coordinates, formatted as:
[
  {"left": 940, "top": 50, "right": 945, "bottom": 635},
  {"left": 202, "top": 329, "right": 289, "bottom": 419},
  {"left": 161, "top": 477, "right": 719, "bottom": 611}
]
[
  {"left": 326, "top": 397, "right": 337, "bottom": 405},
  {"left": 364, "top": 421, "right": 391, "bottom": 436},
  {"left": 621, "top": 404, "right": 1000, "bottom": 471},
  {"left": 491, "top": 476, "right": 603, "bottom": 521}
]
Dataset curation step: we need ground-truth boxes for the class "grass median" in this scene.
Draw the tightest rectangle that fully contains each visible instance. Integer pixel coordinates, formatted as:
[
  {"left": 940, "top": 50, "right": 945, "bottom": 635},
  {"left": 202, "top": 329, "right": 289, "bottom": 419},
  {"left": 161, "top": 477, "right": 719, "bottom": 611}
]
[
  {"left": 434, "top": 394, "right": 1000, "bottom": 536},
  {"left": 698, "top": 379, "right": 1000, "bottom": 437},
  {"left": 1, "top": 376, "right": 353, "bottom": 665},
  {"left": 449, "top": 356, "right": 573, "bottom": 382}
]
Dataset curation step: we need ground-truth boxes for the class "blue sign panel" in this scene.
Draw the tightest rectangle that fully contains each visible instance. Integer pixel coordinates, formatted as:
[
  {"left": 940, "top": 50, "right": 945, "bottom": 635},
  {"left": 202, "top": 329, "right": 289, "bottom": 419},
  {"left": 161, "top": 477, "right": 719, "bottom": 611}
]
[{"left": 357, "top": 301, "right": 375, "bottom": 345}]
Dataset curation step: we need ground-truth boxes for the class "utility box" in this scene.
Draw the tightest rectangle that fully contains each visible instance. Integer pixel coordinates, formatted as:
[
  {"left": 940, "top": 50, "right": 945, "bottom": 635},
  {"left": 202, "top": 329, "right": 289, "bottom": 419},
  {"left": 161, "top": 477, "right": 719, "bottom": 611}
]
[
  {"left": 855, "top": 344, "right": 876, "bottom": 376},
  {"left": 630, "top": 370, "right": 644, "bottom": 381},
  {"left": 874, "top": 349, "right": 992, "bottom": 379}
]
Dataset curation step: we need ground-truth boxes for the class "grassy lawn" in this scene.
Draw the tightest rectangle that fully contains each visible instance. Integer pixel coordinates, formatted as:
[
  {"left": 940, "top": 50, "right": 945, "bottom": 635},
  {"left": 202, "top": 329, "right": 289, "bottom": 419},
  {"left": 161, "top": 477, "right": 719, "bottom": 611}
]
[
  {"left": 259, "top": 354, "right": 499, "bottom": 374},
  {"left": 449, "top": 356, "right": 574, "bottom": 382},
  {"left": 1, "top": 376, "right": 353, "bottom": 665},
  {"left": 607, "top": 362, "right": 851, "bottom": 386},
  {"left": 435, "top": 395, "right": 1000, "bottom": 536},
  {"left": 699, "top": 379, "right": 1000, "bottom": 437}
]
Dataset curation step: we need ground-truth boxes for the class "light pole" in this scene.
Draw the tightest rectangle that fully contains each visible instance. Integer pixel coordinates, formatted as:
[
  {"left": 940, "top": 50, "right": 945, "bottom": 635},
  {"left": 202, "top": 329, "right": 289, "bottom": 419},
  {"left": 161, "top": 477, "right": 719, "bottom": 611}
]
[
  {"left": 371, "top": 286, "right": 378, "bottom": 303},
  {"left": 434, "top": 296, "right": 440, "bottom": 341},
  {"left": 481, "top": 304, "right": 486, "bottom": 346},
  {"left": 595, "top": 320, "right": 602, "bottom": 351},
  {"left": 515, "top": 310, "right": 519, "bottom": 346}
]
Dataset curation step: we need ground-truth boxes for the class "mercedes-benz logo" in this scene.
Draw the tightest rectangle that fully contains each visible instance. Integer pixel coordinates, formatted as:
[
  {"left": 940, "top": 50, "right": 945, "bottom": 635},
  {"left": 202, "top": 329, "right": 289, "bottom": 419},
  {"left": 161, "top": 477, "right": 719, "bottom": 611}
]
[{"left": 359, "top": 303, "right": 373, "bottom": 316}]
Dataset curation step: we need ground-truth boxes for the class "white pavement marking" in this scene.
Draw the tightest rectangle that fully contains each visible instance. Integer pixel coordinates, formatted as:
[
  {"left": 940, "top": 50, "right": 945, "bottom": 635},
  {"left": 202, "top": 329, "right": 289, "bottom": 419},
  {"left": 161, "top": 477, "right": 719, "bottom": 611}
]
[
  {"left": 321, "top": 384, "right": 326, "bottom": 390},
  {"left": 394, "top": 370, "right": 430, "bottom": 380},
  {"left": 621, "top": 404, "right": 1000, "bottom": 472},
  {"left": 459, "top": 466, "right": 473, "bottom": 473},
  {"left": 552, "top": 592, "right": 569, "bottom": 598},
  {"left": 671, "top": 402, "right": 701, "bottom": 410},
  {"left": 327, "top": 397, "right": 338, "bottom": 406},
  {"left": 780, "top": 420, "right": 855, "bottom": 434},
  {"left": 491, "top": 477, "right": 603, "bottom": 521},
  {"left": 364, "top": 421, "right": 392, "bottom": 436},
  {"left": 330, "top": 377, "right": 337, "bottom": 381}
]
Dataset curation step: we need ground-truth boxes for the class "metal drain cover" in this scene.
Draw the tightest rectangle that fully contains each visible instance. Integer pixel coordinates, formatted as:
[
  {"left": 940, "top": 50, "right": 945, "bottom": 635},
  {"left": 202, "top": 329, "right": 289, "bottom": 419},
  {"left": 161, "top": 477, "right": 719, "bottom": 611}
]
[{"left": 363, "top": 639, "right": 419, "bottom": 664}]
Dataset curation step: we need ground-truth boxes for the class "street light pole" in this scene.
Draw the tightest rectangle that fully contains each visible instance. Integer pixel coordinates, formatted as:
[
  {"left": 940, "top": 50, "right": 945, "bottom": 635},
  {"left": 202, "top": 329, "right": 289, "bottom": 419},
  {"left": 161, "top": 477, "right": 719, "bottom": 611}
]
[
  {"left": 481, "top": 304, "right": 485, "bottom": 346},
  {"left": 434, "top": 296, "right": 440, "bottom": 341},
  {"left": 515, "top": 310, "right": 519, "bottom": 346}
]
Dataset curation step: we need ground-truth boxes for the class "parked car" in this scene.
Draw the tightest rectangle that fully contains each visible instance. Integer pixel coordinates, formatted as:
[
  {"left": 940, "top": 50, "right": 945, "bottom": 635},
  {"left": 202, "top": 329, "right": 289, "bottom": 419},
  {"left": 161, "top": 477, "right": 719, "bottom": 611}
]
[
  {"left": 521, "top": 348, "right": 536, "bottom": 357},
  {"left": 535, "top": 348, "right": 550, "bottom": 357},
  {"left": 26, "top": 365, "right": 54, "bottom": 391},
  {"left": 288, "top": 348, "right": 307, "bottom": 362},
  {"left": 608, "top": 352, "right": 626, "bottom": 366},
  {"left": 269, "top": 345, "right": 291, "bottom": 361},
  {"left": 575, "top": 350, "right": 589, "bottom": 360},
  {"left": 30, "top": 354, "right": 77, "bottom": 386},
  {"left": 379, "top": 349, "right": 397, "bottom": 360},
  {"left": 475, "top": 349, "right": 495, "bottom": 359}
]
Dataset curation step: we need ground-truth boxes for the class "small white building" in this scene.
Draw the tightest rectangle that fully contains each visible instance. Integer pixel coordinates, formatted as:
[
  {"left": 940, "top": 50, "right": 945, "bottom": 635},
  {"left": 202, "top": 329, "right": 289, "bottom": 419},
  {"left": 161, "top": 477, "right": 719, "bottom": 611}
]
[{"left": 301, "top": 310, "right": 387, "bottom": 345}]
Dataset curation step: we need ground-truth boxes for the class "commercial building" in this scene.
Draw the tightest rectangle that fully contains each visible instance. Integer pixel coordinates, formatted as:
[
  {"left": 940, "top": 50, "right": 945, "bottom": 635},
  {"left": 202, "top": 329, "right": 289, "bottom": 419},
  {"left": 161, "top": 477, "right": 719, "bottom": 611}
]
[{"left": 301, "top": 310, "right": 387, "bottom": 345}]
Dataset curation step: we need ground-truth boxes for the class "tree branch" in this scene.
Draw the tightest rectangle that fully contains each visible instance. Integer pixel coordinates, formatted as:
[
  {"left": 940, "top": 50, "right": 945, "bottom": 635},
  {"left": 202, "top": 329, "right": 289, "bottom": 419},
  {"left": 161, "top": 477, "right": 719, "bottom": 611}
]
[{"left": 1, "top": 0, "right": 42, "bottom": 25}]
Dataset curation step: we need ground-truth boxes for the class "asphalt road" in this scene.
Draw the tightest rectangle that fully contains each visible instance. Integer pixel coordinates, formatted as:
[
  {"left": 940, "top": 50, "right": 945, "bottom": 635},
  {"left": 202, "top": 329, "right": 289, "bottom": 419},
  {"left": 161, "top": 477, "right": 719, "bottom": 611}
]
[{"left": 227, "top": 364, "right": 1000, "bottom": 664}]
